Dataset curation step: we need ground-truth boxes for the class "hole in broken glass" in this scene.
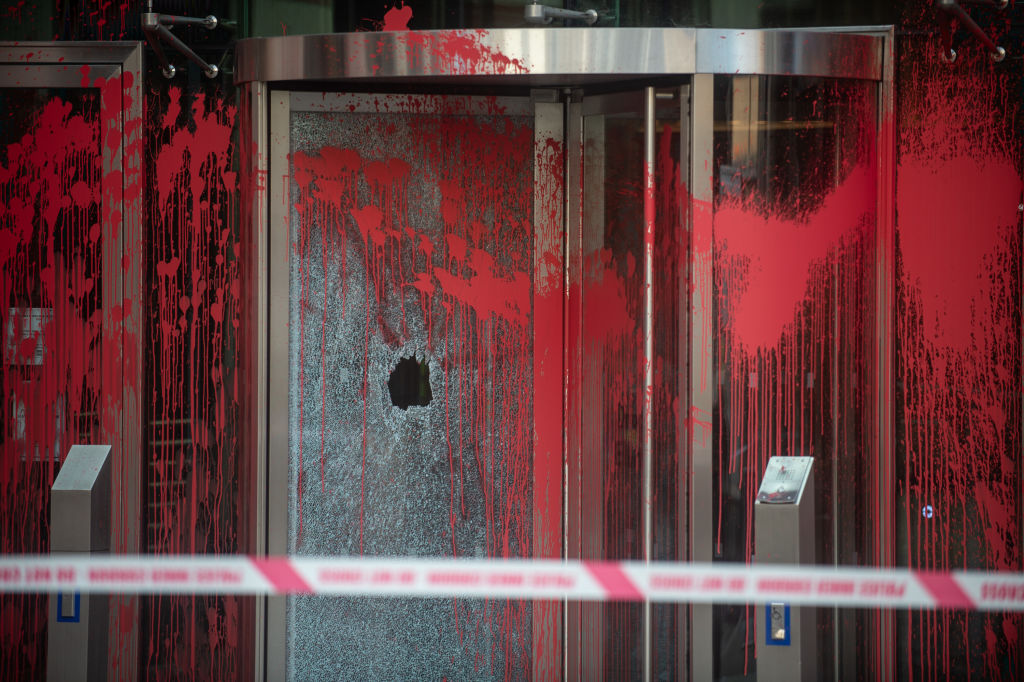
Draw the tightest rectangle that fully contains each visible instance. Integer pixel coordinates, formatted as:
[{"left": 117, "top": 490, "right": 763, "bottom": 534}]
[{"left": 388, "top": 355, "right": 433, "bottom": 410}]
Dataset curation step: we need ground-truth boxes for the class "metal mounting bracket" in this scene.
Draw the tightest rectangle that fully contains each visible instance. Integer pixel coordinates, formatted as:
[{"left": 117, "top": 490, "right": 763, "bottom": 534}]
[
  {"left": 936, "top": 0, "right": 1010, "bottom": 63},
  {"left": 524, "top": 2, "right": 599, "bottom": 25},
  {"left": 142, "top": 2, "right": 228, "bottom": 79}
]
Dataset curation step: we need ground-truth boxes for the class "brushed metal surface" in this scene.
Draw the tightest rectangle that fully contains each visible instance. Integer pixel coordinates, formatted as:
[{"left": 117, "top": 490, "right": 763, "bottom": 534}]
[
  {"left": 51, "top": 445, "right": 112, "bottom": 553},
  {"left": 235, "top": 28, "right": 882, "bottom": 86}
]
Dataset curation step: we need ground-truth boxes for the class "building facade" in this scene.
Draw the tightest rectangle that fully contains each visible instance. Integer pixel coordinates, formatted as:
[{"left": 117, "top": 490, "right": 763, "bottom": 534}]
[{"left": 0, "top": 0, "right": 1022, "bottom": 679}]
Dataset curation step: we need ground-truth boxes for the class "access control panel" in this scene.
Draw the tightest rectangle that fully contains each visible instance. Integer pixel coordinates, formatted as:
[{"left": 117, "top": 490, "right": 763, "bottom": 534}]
[
  {"left": 755, "top": 455, "right": 814, "bottom": 505},
  {"left": 754, "top": 455, "right": 815, "bottom": 682}
]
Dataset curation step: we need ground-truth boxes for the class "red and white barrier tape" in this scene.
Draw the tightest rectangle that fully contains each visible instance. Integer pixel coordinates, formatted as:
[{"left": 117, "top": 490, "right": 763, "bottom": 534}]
[{"left": 2, "top": 556, "right": 1023, "bottom": 611}]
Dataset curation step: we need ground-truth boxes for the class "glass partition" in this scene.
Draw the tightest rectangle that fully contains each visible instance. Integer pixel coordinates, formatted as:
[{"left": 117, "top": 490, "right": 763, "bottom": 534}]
[{"left": 710, "top": 75, "right": 879, "bottom": 680}]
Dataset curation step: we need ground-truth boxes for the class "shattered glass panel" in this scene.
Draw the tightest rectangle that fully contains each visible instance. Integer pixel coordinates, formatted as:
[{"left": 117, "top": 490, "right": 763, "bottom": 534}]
[{"left": 286, "top": 101, "right": 535, "bottom": 680}]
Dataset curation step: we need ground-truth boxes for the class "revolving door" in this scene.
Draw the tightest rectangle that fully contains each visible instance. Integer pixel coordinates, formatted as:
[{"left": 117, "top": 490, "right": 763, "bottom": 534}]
[{"left": 237, "top": 26, "right": 892, "bottom": 681}]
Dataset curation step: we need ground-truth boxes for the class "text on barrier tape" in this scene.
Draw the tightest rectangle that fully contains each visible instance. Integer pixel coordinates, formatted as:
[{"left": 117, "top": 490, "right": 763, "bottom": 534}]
[{"left": 1, "top": 556, "right": 1023, "bottom": 612}]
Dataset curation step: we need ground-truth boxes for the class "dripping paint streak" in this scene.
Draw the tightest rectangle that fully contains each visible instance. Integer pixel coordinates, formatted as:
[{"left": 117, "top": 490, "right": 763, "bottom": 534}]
[{"left": 147, "top": 87, "right": 240, "bottom": 681}]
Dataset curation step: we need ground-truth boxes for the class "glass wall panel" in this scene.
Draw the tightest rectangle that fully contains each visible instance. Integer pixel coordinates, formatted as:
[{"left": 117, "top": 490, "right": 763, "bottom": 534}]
[
  {"left": 142, "top": 86, "right": 243, "bottom": 682},
  {"left": 284, "top": 96, "right": 536, "bottom": 680},
  {"left": 894, "top": 42, "right": 1023, "bottom": 681},
  {"left": 0, "top": 86, "right": 102, "bottom": 680},
  {"left": 710, "top": 75, "right": 879, "bottom": 681}
]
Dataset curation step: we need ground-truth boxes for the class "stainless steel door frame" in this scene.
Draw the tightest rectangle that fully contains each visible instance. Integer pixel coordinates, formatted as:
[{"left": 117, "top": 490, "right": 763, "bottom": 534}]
[
  {"left": 265, "top": 88, "right": 290, "bottom": 682},
  {"left": 265, "top": 89, "right": 564, "bottom": 681},
  {"left": 688, "top": 71, "right": 716, "bottom": 682}
]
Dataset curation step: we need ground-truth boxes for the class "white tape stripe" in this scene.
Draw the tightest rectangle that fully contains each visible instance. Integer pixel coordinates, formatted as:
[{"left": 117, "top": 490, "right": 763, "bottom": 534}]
[
  {"left": 1, "top": 556, "right": 1021, "bottom": 611},
  {"left": 954, "top": 573, "right": 1024, "bottom": 611},
  {"left": 294, "top": 558, "right": 603, "bottom": 600},
  {"left": 1, "top": 557, "right": 270, "bottom": 595}
]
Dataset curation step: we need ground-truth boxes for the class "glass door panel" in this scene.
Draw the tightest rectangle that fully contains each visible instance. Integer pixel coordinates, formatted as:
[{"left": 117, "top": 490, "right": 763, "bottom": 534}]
[
  {"left": 268, "top": 92, "right": 562, "bottom": 680},
  {"left": 0, "top": 52, "right": 141, "bottom": 680},
  {"left": 567, "top": 84, "right": 689, "bottom": 681}
]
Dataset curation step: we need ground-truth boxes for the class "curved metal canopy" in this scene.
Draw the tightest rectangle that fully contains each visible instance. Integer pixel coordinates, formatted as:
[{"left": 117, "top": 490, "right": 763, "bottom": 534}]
[{"left": 235, "top": 27, "right": 885, "bottom": 86}]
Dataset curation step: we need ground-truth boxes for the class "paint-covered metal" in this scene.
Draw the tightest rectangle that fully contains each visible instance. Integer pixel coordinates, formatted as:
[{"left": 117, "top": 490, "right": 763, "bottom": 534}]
[{"left": 234, "top": 28, "right": 883, "bottom": 85}]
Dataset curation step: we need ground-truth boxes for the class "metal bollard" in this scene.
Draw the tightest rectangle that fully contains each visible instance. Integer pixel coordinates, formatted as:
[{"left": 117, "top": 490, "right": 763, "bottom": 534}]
[
  {"left": 754, "top": 456, "right": 816, "bottom": 682},
  {"left": 48, "top": 444, "right": 111, "bottom": 682}
]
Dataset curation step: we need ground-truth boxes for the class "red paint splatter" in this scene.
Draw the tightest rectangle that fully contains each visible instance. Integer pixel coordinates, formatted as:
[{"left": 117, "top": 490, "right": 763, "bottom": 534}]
[
  {"left": 895, "top": 39, "right": 1022, "bottom": 680},
  {"left": 142, "top": 87, "right": 241, "bottom": 681},
  {"left": 381, "top": 3, "right": 413, "bottom": 31},
  {"left": 715, "top": 164, "right": 875, "bottom": 352}
]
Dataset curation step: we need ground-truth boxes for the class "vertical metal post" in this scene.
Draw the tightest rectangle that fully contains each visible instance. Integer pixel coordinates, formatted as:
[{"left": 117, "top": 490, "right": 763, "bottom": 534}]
[
  {"left": 642, "top": 85, "right": 656, "bottom": 682},
  {"left": 676, "top": 83, "right": 692, "bottom": 681},
  {"left": 580, "top": 106, "right": 607, "bottom": 680},
  {"left": 48, "top": 445, "right": 112, "bottom": 682},
  {"left": 689, "top": 72, "right": 716, "bottom": 682},
  {"left": 531, "top": 90, "right": 566, "bottom": 682},
  {"left": 564, "top": 91, "right": 584, "bottom": 682},
  {"left": 240, "top": 78, "right": 269, "bottom": 682},
  {"left": 874, "top": 27, "right": 897, "bottom": 682},
  {"left": 832, "top": 257, "right": 841, "bottom": 682},
  {"left": 266, "top": 89, "right": 292, "bottom": 682}
]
